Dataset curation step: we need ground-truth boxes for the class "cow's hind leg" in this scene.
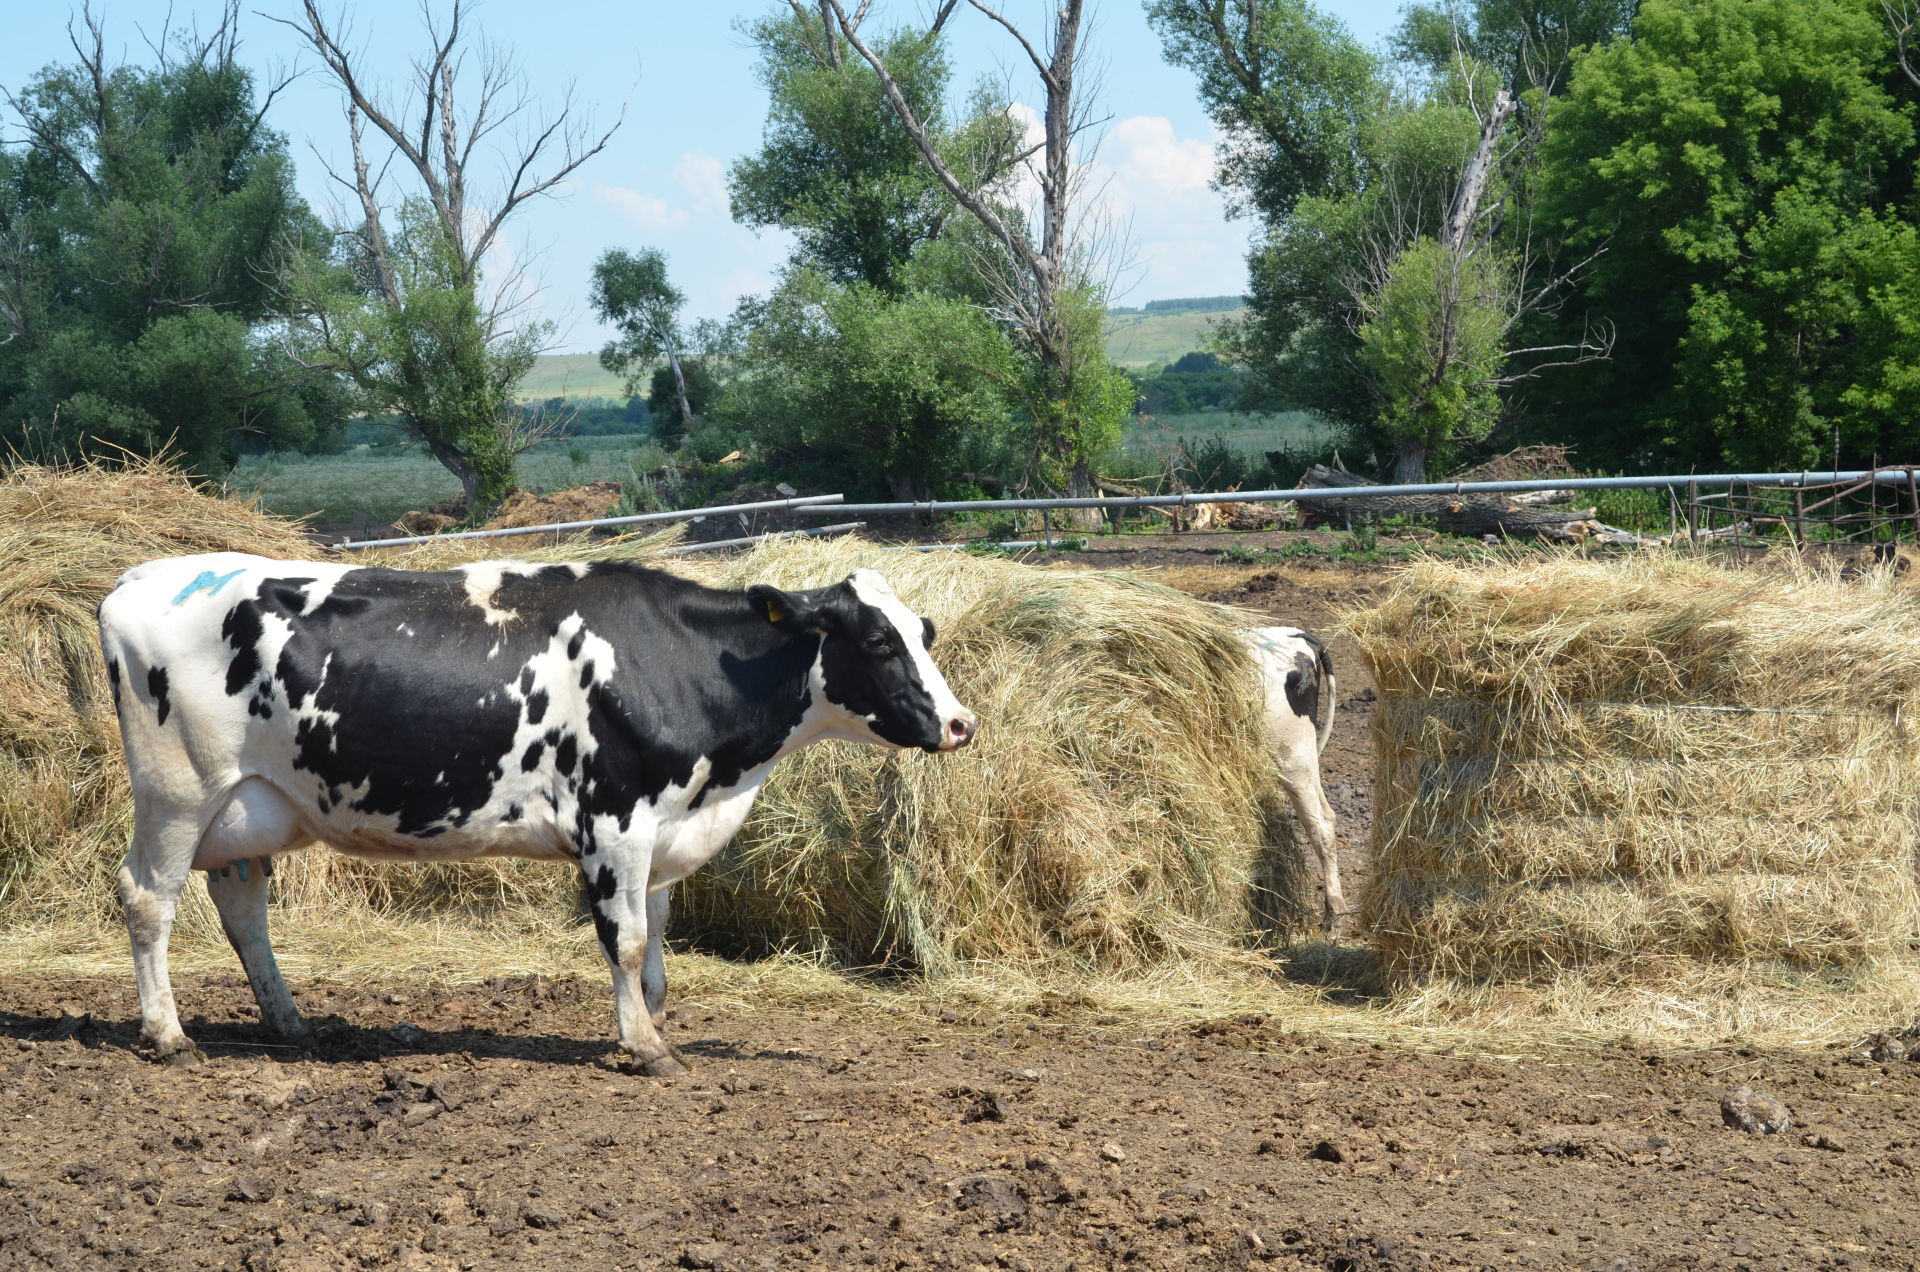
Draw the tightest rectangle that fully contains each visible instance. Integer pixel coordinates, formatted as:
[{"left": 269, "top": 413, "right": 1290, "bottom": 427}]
[
  {"left": 1277, "top": 748, "right": 1345, "bottom": 936},
  {"left": 117, "top": 806, "right": 204, "bottom": 1064},
  {"left": 205, "top": 858, "right": 311, "bottom": 1044},
  {"left": 643, "top": 886, "right": 670, "bottom": 1026},
  {"left": 583, "top": 846, "right": 684, "bottom": 1076}
]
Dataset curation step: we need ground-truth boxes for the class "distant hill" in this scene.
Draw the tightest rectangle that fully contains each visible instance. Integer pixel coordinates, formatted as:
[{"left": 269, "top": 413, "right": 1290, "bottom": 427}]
[
  {"left": 1107, "top": 295, "right": 1242, "bottom": 316},
  {"left": 515, "top": 301, "right": 1245, "bottom": 400},
  {"left": 513, "top": 353, "right": 627, "bottom": 403},
  {"left": 1103, "top": 305, "right": 1244, "bottom": 368}
]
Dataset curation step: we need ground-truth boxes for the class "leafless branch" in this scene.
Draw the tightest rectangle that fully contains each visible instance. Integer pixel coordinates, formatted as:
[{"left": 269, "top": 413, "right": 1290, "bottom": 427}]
[{"left": 1887, "top": 1, "right": 1920, "bottom": 88}]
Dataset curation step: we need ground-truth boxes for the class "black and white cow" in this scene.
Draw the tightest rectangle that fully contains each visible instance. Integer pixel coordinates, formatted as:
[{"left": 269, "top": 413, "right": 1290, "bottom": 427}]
[
  {"left": 98, "top": 553, "right": 975, "bottom": 1074},
  {"left": 1241, "top": 626, "right": 1344, "bottom": 932}
]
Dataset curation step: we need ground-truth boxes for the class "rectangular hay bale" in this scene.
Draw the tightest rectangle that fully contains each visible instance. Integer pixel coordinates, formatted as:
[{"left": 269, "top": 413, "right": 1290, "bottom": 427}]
[{"left": 1349, "top": 556, "right": 1920, "bottom": 981}]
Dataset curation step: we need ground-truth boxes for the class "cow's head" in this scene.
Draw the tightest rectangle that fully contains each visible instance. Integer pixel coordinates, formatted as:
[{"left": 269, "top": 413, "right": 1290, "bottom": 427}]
[{"left": 748, "top": 569, "right": 976, "bottom": 753}]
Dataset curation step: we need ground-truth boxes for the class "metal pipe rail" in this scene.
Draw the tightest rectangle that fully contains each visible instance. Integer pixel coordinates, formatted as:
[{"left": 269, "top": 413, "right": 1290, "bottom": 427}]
[
  {"left": 791, "top": 470, "right": 1919, "bottom": 518},
  {"left": 660, "top": 522, "right": 866, "bottom": 555},
  {"left": 336, "top": 493, "right": 845, "bottom": 550}
]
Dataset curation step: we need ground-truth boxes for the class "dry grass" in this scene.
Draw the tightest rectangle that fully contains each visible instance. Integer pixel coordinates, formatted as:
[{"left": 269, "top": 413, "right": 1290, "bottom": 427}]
[
  {"left": 11, "top": 461, "right": 1920, "bottom": 1053},
  {"left": 671, "top": 536, "right": 1303, "bottom": 973},
  {"left": 1345, "top": 553, "right": 1920, "bottom": 989}
]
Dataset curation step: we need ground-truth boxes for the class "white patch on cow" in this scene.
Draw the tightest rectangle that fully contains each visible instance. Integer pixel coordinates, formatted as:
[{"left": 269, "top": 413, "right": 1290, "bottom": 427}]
[
  {"left": 847, "top": 569, "right": 967, "bottom": 726},
  {"left": 458, "top": 563, "right": 521, "bottom": 633}
]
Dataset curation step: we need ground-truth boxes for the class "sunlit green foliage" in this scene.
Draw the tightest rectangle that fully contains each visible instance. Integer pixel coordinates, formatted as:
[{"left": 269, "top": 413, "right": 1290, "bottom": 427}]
[{"left": 0, "top": 30, "right": 344, "bottom": 474}]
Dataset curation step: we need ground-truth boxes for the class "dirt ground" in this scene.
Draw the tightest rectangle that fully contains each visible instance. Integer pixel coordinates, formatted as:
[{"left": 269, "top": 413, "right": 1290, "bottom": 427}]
[
  {"left": 6, "top": 532, "right": 1919, "bottom": 1272},
  {"left": 3, "top": 973, "right": 1918, "bottom": 1272}
]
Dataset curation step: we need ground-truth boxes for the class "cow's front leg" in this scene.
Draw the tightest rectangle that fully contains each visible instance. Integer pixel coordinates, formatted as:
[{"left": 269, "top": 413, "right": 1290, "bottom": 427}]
[
  {"left": 205, "top": 857, "right": 311, "bottom": 1044},
  {"left": 582, "top": 847, "right": 685, "bottom": 1076}
]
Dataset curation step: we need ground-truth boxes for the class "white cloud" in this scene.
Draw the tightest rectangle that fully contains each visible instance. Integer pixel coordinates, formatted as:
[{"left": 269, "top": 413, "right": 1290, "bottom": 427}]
[
  {"left": 675, "top": 152, "right": 729, "bottom": 214},
  {"left": 591, "top": 182, "right": 687, "bottom": 230},
  {"left": 1104, "top": 115, "right": 1214, "bottom": 194}
]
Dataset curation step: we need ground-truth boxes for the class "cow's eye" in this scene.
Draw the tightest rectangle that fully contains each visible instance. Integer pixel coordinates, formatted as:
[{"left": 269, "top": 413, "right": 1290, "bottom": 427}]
[{"left": 862, "top": 631, "right": 894, "bottom": 657}]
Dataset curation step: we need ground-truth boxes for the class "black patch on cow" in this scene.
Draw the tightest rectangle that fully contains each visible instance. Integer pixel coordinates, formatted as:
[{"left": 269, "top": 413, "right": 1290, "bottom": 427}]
[
  {"left": 106, "top": 659, "right": 122, "bottom": 712},
  {"left": 191, "top": 560, "right": 938, "bottom": 851},
  {"left": 589, "top": 904, "right": 619, "bottom": 961},
  {"left": 505, "top": 803, "right": 523, "bottom": 823},
  {"left": 221, "top": 601, "right": 265, "bottom": 697},
  {"left": 589, "top": 865, "right": 616, "bottom": 902},
  {"left": 815, "top": 597, "right": 943, "bottom": 751},
  {"left": 578, "top": 660, "right": 595, "bottom": 688},
  {"left": 1284, "top": 661, "right": 1317, "bottom": 721},
  {"left": 147, "top": 666, "right": 171, "bottom": 726}
]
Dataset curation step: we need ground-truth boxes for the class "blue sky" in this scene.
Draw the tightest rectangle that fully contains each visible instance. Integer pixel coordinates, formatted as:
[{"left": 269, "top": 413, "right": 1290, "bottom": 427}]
[{"left": 2, "top": 1, "right": 1407, "bottom": 353}]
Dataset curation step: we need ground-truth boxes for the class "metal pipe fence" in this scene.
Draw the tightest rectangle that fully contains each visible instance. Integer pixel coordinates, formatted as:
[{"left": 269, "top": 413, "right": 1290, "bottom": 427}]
[
  {"left": 788, "top": 468, "right": 1920, "bottom": 519},
  {"left": 335, "top": 492, "right": 845, "bottom": 550}
]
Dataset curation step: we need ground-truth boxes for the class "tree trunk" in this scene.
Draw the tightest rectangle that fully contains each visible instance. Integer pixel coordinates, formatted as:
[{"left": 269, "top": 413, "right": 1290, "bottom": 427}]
[
  {"left": 1392, "top": 437, "right": 1429, "bottom": 485},
  {"left": 666, "top": 344, "right": 694, "bottom": 434}
]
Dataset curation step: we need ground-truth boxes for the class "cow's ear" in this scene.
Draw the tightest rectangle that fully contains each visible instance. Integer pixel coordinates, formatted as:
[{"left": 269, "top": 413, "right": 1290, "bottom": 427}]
[{"left": 747, "top": 584, "right": 821, "bottom": 632}]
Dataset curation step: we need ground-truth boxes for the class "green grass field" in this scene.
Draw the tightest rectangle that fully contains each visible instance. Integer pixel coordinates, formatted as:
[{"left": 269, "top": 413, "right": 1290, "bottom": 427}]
[
  {"left": 1102, "top": 307, "right": 1244, "bottom": 367},
  {"left": 513, "top": 305, "right": 1248, "bottom": 401},
  {"left": 512, "top": 353, "right": 629, "bottom": 402},
  {"left": 226, "top": 432, "right": 663, "bottom": 527},
  {"left": 1119, "top": 410, "right": 1338, "bottom": 465}
]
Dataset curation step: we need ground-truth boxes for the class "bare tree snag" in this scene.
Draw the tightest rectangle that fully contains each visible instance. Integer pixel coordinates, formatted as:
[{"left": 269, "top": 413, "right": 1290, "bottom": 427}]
[{"left": 822, "top": 0, "right": 1113, "bottom": 523}]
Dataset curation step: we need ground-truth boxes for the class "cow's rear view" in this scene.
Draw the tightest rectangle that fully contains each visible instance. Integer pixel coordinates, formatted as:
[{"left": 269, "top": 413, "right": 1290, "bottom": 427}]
[{"left": 100, "top": 552, "right": 975, "bottom": 1073}]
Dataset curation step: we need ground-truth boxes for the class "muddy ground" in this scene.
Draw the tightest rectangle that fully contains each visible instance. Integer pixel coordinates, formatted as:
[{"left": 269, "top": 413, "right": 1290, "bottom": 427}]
[
  {"left": 6, "top": 534, "right": 1918, "bottom": 1272},
  {"left": 3, "top": 974, "right": 1918, "bottom": 1272}
]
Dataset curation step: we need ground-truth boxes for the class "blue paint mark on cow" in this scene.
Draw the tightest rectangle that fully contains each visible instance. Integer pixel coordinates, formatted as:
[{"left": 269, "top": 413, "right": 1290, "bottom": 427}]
[{"left": 172, "top": 569, "right": 245, "bottom": 606}]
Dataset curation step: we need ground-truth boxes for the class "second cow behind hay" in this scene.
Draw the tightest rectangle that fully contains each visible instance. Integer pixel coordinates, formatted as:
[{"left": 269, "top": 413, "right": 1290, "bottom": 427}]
[{"left": 1242, "top": 626, "right": 1345, "bottom": 934}]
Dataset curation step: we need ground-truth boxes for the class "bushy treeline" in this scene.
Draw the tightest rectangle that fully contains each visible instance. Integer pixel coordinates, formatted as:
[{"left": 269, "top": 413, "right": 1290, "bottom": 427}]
[
  {"left": 9, "top": 0, "right": 1916, "bottom": 515},
  {"left": 1153, "top": 0, "right": 1920, "bottom": 481}
]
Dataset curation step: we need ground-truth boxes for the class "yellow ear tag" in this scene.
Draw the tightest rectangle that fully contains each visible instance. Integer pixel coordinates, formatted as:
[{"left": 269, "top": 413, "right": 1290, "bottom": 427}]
[{"left": 765, "top": 600, "right": 786, "bottom": 623}]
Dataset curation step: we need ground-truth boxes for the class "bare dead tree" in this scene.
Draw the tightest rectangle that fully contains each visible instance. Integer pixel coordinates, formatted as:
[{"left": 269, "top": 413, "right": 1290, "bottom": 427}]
[
  {"left": 823, "top": 0, "right": 1118, "bottom": 512},
  {"left": 264, "top": 0, "right": 622, "bottom": 514},
  {"left": 1343, "top": 61, "right": 1610, "bottom": 482},
  {"left": 1887, "top": 1, "right": 1920, "bottom": 88}
]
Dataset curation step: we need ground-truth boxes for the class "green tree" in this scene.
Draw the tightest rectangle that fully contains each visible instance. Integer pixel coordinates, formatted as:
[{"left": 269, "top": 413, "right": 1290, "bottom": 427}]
[
  {"left": 0, "top": 9, "right": 344, "bottom": 474},
  {"left": 274, "top": 0, "right": 618, "bottom": 518},
  {"left": 1393, "top": 0, "right": 1637, "bottom": 90},
  {"left": 1155, "top": 0, "right": 1611, "bottom": 480},
  {"left": 823, "top": 0, "right": 1133, "bottom": 513},
  {"left": 719, "top": 268, "right": 1016, "bottom": 500},
  {"left": 730, "top": 12, "right": 977, "bottom": 293},
  {"left": 1536, "top": 0, "right": 1920, "bottom": 468},
  {"left": 590, "top": 247, "right": 696, "bottom": 444}
]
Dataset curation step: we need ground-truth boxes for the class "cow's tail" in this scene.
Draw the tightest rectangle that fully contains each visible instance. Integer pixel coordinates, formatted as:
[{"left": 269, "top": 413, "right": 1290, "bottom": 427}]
[{"left": 1309, "top": 635, "right": 1336, "bottom": 755}]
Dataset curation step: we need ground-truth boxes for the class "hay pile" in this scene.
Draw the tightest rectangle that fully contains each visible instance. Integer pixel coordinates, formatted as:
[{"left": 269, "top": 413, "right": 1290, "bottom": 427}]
[
  {"left": 1348, "top": 555, "right": 1920, "bottom": 982},
  {"left": 0, "top": 460, "right": 315, "bottom": 925},
  {"left": 1, "top": 460, "right": 1292, "bottom": 977},
  {"left": 673, "top": 538, "right": 1293, "bottom": 973}
]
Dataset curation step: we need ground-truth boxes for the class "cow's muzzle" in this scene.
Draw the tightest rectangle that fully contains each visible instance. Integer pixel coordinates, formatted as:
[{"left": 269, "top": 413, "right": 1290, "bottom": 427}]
[{"left": 939, "top": 709, "right": 979, "bottom": 751}]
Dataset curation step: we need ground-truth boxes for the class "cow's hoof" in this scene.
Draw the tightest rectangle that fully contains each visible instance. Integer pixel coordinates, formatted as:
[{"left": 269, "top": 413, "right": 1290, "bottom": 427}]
[
  {"left": 154, "top": 1042, "right": 206, "bottom": 1067},
  {"left": 614, "top": 1051, "right": 688, "bottom": 1078}
]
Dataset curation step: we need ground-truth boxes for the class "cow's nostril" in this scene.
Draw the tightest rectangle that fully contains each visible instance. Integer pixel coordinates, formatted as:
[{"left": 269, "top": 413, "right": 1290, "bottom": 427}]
[{"left": 948, "top": 715, "right": 976, "bottom": 747}]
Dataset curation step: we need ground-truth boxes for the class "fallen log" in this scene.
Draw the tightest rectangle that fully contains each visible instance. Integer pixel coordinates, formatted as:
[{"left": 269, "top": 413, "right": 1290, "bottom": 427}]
[{"left": 1293, "top": 465, "right": 1597, "bottom": 536}]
